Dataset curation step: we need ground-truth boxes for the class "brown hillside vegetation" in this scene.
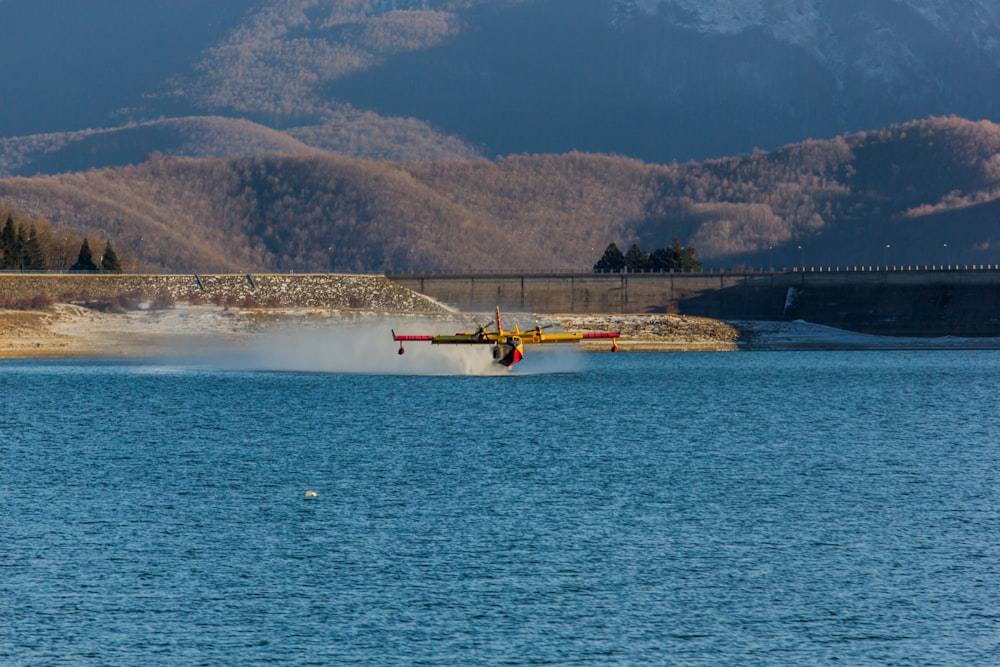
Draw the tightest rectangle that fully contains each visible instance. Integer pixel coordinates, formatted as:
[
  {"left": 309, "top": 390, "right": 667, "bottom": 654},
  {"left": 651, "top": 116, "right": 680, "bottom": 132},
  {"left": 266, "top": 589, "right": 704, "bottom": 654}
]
[
  {"left": 158, "top": 2, "right": 484, "bottom": 161},
  {"left": 0, "top": 112, "right": 478, "bottom": 177},
  {"left": 0, "top": 117, "right": 324, "bottom": 178},
  {"left": 1, "top": 117, "right": 998, "bottom": 273},
  {"left": 170, "top": 4, "right": 467, "bottom": 119}
]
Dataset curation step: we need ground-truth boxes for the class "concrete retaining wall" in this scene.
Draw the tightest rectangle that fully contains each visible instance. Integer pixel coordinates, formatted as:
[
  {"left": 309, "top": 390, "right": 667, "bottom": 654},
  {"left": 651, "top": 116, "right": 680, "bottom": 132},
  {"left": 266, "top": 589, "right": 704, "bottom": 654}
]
[
  {"left": 7, "top": 270, "right": 999, "bottom": 336},
  {"left": 388, "top": 270, "right": 1000, "bottom": 336}
]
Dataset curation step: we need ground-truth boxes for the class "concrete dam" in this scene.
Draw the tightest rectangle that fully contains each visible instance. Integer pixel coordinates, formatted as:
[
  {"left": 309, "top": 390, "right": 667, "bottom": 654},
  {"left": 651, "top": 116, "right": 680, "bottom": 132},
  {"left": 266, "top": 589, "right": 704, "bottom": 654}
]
[
  {"left": 2, "top": 269, "right": 998, "bottom": 337},
  {"left": 389, "top": 269, "right": 1000, "bottom": 337}
]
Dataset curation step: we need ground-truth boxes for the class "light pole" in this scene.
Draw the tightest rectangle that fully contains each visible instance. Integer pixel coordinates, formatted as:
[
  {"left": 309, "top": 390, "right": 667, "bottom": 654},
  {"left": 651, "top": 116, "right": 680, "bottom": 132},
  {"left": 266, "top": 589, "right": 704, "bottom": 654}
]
[
  {"left": 798, "top": 245, "right": 804, "bottom": 270},
  {"left": 768, "top": 245, "right": 773, "bottom": 272},
  {"left": 944, "top": 243, "right": 950, "bottom": 267},
  {"left": 883, "top": 244, "right": 890, "bottom": 269}
]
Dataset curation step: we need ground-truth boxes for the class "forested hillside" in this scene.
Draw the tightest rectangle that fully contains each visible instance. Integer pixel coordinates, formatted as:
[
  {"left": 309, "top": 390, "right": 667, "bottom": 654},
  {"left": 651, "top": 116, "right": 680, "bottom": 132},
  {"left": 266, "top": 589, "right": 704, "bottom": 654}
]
[
  {"left": 0, "top": 118, "right": 323, "bottom": 177},
  {"left": 2, "top": 1, "right": 999, "bottom": 175},
  {"left": 2, "top": 117, "right": 998, "bottom": 273}
]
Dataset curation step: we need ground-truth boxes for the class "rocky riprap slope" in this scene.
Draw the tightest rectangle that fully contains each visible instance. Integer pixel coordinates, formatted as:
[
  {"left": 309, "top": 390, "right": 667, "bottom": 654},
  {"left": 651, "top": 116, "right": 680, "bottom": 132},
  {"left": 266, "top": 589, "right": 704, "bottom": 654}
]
[
  {"left": 0, "top": 273, "right": 447, "bottom": 312},
  {"left": 558, "top": 313, "right": 741, "bottom": 351}
]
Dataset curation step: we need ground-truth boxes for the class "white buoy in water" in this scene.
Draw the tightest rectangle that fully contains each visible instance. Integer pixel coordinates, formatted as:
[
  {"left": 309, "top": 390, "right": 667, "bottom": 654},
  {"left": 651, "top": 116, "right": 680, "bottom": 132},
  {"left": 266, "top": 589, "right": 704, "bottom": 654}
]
[{"left": 304, "top": 490, "right": 318, "bottom": 498}]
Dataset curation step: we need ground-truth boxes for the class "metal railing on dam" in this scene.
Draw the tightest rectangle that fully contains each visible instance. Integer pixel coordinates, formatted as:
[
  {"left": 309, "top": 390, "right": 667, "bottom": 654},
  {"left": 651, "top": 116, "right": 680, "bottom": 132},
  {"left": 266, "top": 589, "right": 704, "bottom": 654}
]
[
  {"left": 386, "top": 268, "right": 1000, "bottom": 337},
  {"left": 386, "top": 263, "right": 1000, "bottom": 277}
]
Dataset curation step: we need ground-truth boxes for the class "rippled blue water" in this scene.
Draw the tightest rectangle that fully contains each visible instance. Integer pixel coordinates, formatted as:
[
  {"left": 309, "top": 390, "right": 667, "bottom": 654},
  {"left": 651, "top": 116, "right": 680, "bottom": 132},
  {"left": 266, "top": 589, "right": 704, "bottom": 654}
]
[{"left": 3, "top": 350, "right": 999, "bottom": 665}]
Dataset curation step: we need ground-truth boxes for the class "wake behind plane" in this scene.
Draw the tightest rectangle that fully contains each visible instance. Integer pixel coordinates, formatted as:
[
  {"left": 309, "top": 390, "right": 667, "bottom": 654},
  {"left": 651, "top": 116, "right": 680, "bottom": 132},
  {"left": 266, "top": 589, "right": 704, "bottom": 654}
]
[{"left": 392, "top": 306, "right": 620, "bottom": 368}]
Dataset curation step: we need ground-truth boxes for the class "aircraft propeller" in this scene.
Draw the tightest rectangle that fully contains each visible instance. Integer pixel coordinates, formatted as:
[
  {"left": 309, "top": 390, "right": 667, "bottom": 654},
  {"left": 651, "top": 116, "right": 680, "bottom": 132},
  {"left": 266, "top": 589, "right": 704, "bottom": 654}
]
[{"left": 471, "top": 316, "right": 492, "bottom": 339}]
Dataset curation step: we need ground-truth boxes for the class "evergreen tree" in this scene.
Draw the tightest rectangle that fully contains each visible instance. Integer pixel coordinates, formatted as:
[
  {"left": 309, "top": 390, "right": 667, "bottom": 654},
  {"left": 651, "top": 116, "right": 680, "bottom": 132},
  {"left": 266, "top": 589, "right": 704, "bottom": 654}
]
[
  {"left": 662, "top": 237, "right": 702, "bottom": 272},
  {"left": 0, "top": 215, "right": 15, "bottom": 269},
  {"left": 70, "top": 238, "right": 98, "bottom": 271},
  {"left": 673, "top": 237, "right": 701, "bottom": 272},
  {"left": 641, "top": 238, "right": 703, "bottom": 272},
  {"left": 647, "top": 247, "right": 672, "bottom": 272},
  {"left": 25, "top": 226, "right": 46, "bottom": 270},
  {"left": 680, "top": 245, "right": 701, "bottom": 272},
  {"left": 13, "top": 224, "right": 28, "bottom": 270},
  {"left": 624, "top": 243, "right": 648, "bottom": 272},
  {"left": 666, "top": 237, "right": 685, "bottom": 270},
  {"left": 101, "top": 241, "right": 122, "bottom": 272},
  {"left": 593, "top": 242, "right": 626, "bottom": 273}
]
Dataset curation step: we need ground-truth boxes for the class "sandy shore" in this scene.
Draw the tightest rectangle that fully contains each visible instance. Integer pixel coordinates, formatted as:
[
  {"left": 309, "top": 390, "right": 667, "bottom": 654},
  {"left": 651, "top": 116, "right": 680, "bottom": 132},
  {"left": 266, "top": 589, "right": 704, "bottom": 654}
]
[
  {"left": 0, "top": 305, "right": 742, "bottom": 359},
  {"left": 4, "top": 304, "right": 996, "bottom": 360}
]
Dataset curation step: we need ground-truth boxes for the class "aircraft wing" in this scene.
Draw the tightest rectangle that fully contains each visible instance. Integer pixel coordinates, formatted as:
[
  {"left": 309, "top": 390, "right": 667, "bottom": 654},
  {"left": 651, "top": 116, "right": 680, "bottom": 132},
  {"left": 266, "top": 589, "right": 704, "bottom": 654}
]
[
  {"left": 391, "top": 333, "right": 435, "bottom": 342},
  {"left": 392, "top": 331, "right": 496, "bottom": 345},
  {"left": 516, "top": 330, "right": 620, "bottom": 345},
  {"left": 429, "top": 333, "right": 497, "bottom": 345},
  {"left": 393, "top": 329, "right": 619, "bottom": 345}
]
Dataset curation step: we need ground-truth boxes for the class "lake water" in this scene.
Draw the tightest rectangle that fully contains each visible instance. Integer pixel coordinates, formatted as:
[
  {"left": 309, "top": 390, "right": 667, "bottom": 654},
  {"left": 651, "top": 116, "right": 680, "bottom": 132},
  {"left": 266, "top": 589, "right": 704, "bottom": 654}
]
[{"left": 2, "top": 348, "right": 999, "bottom": 665}]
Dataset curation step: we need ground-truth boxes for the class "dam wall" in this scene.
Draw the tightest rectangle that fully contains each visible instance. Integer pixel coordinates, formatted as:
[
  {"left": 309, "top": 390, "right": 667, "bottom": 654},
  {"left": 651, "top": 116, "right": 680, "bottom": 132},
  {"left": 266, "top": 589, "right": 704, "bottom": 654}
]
[
  {"left": 388, "top": 270, "right": 1000, "bottom": 337},
  {"left": 5, "top": 270, "right": 999, "bottom": 336}
]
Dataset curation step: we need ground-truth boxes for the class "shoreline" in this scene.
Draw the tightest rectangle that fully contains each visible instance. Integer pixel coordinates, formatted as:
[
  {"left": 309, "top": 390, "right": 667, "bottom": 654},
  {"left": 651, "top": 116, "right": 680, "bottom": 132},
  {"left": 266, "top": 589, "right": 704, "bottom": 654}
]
[
  {"left": 1, "top": 305, "right": 741, "bottom": 359},
  {"left": 3, "top": 305, "right": 999, "bottom": 361}
]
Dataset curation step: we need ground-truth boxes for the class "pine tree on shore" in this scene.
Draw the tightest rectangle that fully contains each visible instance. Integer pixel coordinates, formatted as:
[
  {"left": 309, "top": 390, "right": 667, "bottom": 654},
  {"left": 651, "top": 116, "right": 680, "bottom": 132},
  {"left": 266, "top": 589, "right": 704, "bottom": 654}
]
[
  {"left": 70, "top": 238, "right": 98, "bottom": 272},
  {"left": 0, "top": 215, "right": 15, "bottom": 269},
  {"left": 624, "top": 243, "right": 648, "bottom": 272},
  {"left": 12, "top": 224, "right": 28, "bottom": 270},
  {"left": 101, "top": 241, "right": 122, "bottom": 272},
  {"left": 593, "top": 242, "right": 626, "bottom": 272},
  {"left": 25, "top": 226, "right": 46, "bottom": 270}
]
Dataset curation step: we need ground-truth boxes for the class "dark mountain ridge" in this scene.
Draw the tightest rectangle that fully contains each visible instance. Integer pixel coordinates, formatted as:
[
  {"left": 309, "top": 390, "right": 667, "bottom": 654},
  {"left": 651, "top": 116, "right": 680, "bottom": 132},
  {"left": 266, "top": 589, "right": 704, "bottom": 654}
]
[{"left": 2, "top": 0, "right": 999, "bottom": 173}]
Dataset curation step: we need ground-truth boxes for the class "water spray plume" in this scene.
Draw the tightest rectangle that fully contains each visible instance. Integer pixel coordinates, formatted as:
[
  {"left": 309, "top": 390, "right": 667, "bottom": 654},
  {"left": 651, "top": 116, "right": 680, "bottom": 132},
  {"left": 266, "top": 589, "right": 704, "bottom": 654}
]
[{"left": 172, "top": 316, "right": 583, "bottom": 376}]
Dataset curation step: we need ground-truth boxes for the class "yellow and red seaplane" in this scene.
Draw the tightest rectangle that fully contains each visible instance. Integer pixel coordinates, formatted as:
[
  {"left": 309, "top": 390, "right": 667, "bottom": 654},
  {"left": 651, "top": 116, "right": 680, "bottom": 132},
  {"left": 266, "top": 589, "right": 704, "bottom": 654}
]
[{"left": 392, "top": 306, "right": 620, "bottom": 368}]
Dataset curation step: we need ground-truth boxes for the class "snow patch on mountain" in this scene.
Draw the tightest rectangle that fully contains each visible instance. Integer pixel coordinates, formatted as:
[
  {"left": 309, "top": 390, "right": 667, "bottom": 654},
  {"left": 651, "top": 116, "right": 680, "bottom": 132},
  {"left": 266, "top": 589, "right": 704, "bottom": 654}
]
[
  {"left": 632, "top": 0, "right": 822, "bottom": 44},
  {"left": 629, "top": 0, "right": 1000, "bottom": 67}
]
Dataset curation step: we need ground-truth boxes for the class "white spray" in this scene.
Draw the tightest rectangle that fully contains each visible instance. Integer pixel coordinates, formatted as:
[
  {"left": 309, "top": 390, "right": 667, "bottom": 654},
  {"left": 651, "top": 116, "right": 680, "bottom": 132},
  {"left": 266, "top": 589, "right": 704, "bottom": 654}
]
[{"left": 170, "top": 317, "right": 584, "bottom": 376}]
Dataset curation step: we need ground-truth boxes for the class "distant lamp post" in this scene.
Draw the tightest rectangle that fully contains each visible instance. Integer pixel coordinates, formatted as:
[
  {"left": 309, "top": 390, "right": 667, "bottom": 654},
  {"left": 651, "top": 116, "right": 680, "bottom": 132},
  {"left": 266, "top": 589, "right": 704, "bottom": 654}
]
[
  {"left": 768, "top": 245, "right": 774, "bottom": 272},
  {"left": 884, "top": 244, "right": 891, "bottom": 269},
  {"left": 944, "top": 243, "right": 950, "bottom": 267},
  {"left": 798, "top": 245, "right": 804, "bottom": 270}
]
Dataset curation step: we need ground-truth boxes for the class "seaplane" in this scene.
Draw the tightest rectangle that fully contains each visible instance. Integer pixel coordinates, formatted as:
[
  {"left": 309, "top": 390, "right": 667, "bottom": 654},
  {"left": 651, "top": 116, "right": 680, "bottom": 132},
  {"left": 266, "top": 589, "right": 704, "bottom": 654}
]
[{"left": 392, "top": 306, "right": 620, "bottom": 368}]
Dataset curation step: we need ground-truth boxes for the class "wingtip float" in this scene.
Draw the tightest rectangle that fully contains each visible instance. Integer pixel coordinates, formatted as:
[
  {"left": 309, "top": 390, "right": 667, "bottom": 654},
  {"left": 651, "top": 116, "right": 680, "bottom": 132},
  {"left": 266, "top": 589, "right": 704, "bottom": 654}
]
[{"left": 393, "top": 306, "right": 620, "bottom": 368}]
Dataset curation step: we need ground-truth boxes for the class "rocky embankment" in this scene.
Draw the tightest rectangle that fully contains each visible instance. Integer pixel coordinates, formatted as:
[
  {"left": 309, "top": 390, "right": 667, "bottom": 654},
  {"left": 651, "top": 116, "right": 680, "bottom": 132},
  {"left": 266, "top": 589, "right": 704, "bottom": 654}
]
[
  {"left": 0, "top": 273, "right": 444, "bottom": 311},
  {"left": 0, "top": 273, "right": 447, "bottom": 358},
  {"left": 559, "top": 314, "right": 739, "bottom": 351}
]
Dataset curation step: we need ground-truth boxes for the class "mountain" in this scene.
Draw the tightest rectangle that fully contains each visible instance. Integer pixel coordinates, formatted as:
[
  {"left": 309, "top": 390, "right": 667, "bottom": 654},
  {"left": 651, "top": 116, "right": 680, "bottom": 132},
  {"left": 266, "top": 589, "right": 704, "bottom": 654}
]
[
  {"left": 328, "top": 0, "right": 1000, "bottom": 162},
  {"left": 2, "top": 117, "right": 997, "bottom": 273},
  {"left": 2, "top": 0, "right": 999, "bottom": 174},
  {"left": 0, "top": 118, "right": 322, "bottom": 177}
]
